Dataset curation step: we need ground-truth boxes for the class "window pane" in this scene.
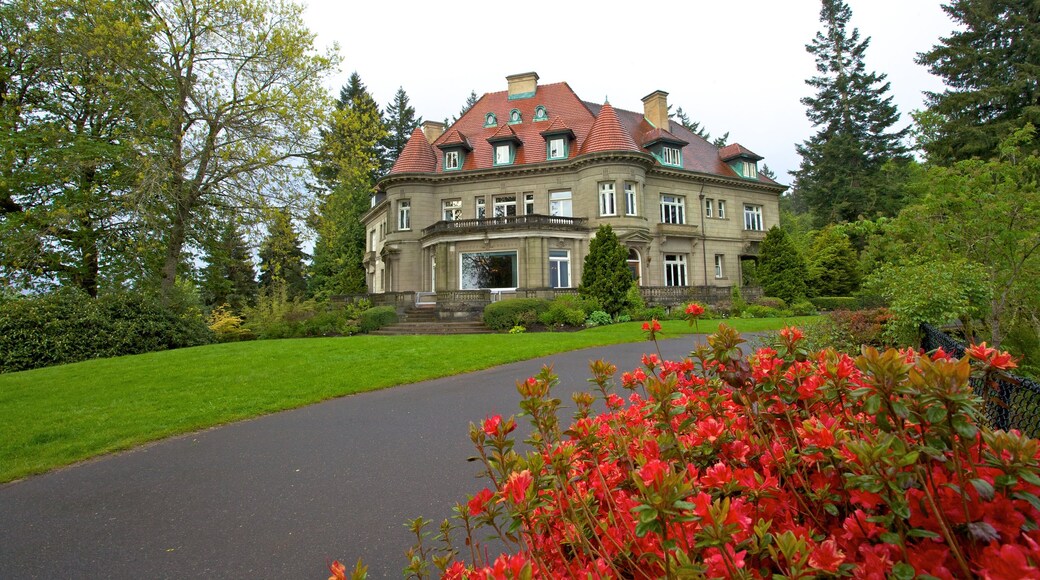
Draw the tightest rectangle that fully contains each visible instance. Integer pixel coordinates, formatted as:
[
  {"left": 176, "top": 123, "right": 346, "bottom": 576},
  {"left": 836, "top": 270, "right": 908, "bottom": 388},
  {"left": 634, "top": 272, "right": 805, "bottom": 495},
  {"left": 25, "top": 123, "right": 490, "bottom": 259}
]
[
  {"left": 550, "top": 191, "right": 572, "bottom": 217},
  {"left": 461, "top": 252, "right": 517, "bottom": 289}
]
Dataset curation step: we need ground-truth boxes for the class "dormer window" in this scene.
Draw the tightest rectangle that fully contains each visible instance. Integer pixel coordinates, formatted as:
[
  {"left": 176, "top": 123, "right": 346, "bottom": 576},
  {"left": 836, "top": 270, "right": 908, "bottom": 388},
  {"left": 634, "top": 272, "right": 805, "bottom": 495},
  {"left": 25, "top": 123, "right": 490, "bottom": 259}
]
[
  {"left": 444, "top": 150, "right": 461, "bottom": 171},
  {"left": 494, "top": 143, "right": 514, "bottom": 166},
  {"left": 547, "top": 137, "right": 567, "bottom": 160},
  {"left": 741, "top": 160, "right": 758, "bottom": 179},
  {"left": 508, "top": 109, "right": 522, "bottom": 124},
  {"left": 484, "top": 113, "right": 497, "bottom": 127},
  {"left": 533, "top": 106, "right": 548, "bottom": 121},
  {"left": 661, "top": 146, "right": 681, "bottom": 167}
]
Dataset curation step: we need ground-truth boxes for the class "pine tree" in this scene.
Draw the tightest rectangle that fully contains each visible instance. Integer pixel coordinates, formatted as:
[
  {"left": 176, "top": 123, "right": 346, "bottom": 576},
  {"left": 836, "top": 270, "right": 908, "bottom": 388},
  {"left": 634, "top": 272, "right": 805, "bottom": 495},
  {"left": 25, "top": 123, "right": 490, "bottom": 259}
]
[
  {"left": 308, "top": 78, "right": 387, "bottom": 299},
  {"left": 760, "top": 164, "right": 778, "bottom": 180},
  {"left": 452, "top": 90, "right": 478, "bottom": 123},
  {"left": 916, "top": 0, "right": 1040, "bottom": 162},
  {"left": 758, "top": 226, "right": 810, "bottom": 304},
  {"left": 379, "top": 86, "right": 421, "bottom": 175},
  {"left": 199, "top": 218, "right": 257, "bottom": 312},
  {"left": 258, "top": 207, "right": 307, "bottom": 299},
  {"left": 579, "top": 225, "right": 633, "bottom": 316},
  {"left": 792, "top": 0, "right": 910, "bottom": 225},
  {"left": 807, "top": 226, "right": 860, "bottom": 296}
]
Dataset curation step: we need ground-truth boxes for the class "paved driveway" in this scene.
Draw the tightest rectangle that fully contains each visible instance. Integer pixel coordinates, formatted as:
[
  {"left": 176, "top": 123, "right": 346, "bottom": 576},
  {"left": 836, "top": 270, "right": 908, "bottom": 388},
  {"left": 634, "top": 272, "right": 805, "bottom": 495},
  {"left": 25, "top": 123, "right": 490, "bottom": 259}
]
[{"left": 0, "top": 336, "right": 706, "bottom": 578}]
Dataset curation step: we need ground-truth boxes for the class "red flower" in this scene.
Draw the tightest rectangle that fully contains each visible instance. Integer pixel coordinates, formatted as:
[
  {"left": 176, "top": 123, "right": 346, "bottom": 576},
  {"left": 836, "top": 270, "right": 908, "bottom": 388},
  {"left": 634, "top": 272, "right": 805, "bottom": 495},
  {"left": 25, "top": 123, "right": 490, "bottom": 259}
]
[
  {"left": 468, "top": 487, "right": 494, "bottom": 516},
  {"left": 685, "top": 303, "right": 705, "bottom": 317},
  {"left": 809, "top": 539, "right": 845, "bottom": 572},
  {"left": 968, "top": 342, "right": 1019, "bottom": 371},
  {"left": 780, "top": 326, "right": 804, "bottom": 344},
  {"left": 502, "top": 470, "right": 532, "bottom": 505},
  {"left": 443, "top": 561, "right": 469, "bottom": 580},
  {"left": 482, "top": 415, "right": 501, "bottom": 437},
  {"left": 638, "top": 458, "right": 670, "bottom": 489},
  {"left": 977, "top": 542, "right": 1038, "bottom": 579},
  {"left": 328, "top": 560, "right": 346, "bottom": 580},
  {"left": 642, "top": 319, "right": 662, "bottom": 340}
]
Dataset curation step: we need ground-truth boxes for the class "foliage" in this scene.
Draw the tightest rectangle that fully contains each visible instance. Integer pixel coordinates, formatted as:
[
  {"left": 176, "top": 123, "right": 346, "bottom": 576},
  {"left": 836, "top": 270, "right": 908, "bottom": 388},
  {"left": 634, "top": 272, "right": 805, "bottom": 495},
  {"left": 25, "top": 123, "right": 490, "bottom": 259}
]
[
  {"left": 309, "top": 72, "right": 387, "bottom": 299},
  {"left": 865, "top": 259, "right": 991, "bottom": 345},
  {"left": 584, "top": 311, "right": 613, "bottom": 327},
  {"left": 579, "top": 224, "right": 633, "bottom": 316},
  {"left": 241, "top": 286, "right": 368, "bottom": 339},
  {"left": 758, "top": 226, "right": 810, "bottom": 304},
  {"left": 730, "top": 285, "right": 747, "bottom": 315},
  {"left": 258, "top": 208, "right": 308, "bottom": 300},
  {"left": 741, "top": 304, "right": 791, "bottom": 319},
  {"left": 198, "top": 217, "right": 257, "bottom": 312},
  {"left": 794, "top": 308, "right": 894, "bottom": 354},
  {"left": 508, "top": 325, "right": 526, "bottom": 335},
  {"left": 753, "top": 296, "right": 787, "bottom": 310},
  {"left": 358, "top": 306, "right": 397, "bottom": 334},
  {"left": 0, "top": 289, "right": 212, "bottom": 373},
  {"left": 538, "top": 300, "right": 587, "bottom": 329},
  {"left": 0, "top": 0, "right": 155, "bottom": 296},
  {"left": 810, "top": 296, "right": 862, "bottom": 311},
  {"left": 879, "top": 126, "right": 1040, "bottom": 353},
  {"left": 790, "top": 300, "right": 818, "bottom": 316},
  {"left": 379, "top": 86, "right": 421, "bottom": 175},
  {"left": 482, "top": 298, "right": 550, "bottom": 331},
  {"left": 207, "top": 304, "right": 252, "bottom": 342},
  {"left": 808, "top": 226, "right": 862, "bottom": 296},
  {"left": 623, "top": 284, "right": 645, "bottom": 317},
  {"left": 390, "top": 326, "right": 1040, "bottom": 578},
  {"left": 792, "top": 0, "right": 910, "bottom": 224},
  {"left": 915, "top": 0, "right": 1040, "bottom": 162}
]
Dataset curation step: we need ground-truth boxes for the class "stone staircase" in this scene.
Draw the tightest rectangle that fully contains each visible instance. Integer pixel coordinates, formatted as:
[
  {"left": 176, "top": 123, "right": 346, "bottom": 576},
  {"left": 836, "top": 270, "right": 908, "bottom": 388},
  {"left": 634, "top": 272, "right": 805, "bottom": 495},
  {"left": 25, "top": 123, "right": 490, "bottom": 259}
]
[{"left": 369, "top": 306, "right": 489, "bottom": 336}]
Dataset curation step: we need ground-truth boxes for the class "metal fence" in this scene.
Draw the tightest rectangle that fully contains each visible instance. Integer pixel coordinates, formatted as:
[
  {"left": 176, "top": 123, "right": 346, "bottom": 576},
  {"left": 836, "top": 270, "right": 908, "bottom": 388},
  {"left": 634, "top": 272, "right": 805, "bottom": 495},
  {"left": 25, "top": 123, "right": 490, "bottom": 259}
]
[{"left": 920, "top": 323, "right": 1040, "bottom": 437}]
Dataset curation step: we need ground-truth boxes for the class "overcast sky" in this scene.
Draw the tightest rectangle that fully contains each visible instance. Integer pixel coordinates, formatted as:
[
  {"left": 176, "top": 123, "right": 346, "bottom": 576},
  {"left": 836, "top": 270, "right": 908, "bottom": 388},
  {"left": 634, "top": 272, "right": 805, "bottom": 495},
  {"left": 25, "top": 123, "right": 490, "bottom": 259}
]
[{"left": 299, "top": 1, "right": 956, "bottom": 184}]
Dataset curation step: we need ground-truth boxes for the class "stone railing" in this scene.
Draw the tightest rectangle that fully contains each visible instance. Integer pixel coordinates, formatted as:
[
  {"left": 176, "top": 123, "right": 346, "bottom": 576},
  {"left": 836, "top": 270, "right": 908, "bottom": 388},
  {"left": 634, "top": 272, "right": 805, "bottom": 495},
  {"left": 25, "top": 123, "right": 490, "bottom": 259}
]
[{"left": 422, "top": 214, "right": 588, "bottom": 237}]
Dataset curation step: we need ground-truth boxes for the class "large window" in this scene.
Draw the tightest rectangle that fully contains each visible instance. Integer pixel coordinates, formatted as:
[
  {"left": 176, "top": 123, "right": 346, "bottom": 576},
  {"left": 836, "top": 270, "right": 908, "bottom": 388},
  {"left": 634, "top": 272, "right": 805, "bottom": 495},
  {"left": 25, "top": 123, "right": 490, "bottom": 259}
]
[
  {"left": 549, "top": 250, "right": 570, "bottom": 288},
  {"left": 443, "top": 199, "right": 462, "bottom": 221},
  {"left": 599, "top": 182, "right": 616, "bottom": 216},
  {"left": 493, "top": 194, "right": 516, "bottom": 217},
  {"left": 742, "top": 161, "right": 758, "bottom": 179},
  {"left": 398, "top": 200, "right": 410, "bottom": 231},
  {"left": 744, "top": 204, "right": 763, "bottom": 231},
  {"left": 625, "top": 182, "right": 637, "bottom": 216},
  {"left": 460, "top": 251, "right": 517, "bottom": 289},
  {"left": 660, "top": 194, "right": 685, "bottom": 224},
  {"left": 715, "top": 254, "right": 725, "bottom": 279},
  {"left": 664, "top": 254, "right": 687, "bottom": 287},
  {"left": 550, "top": 191, "right": 572, "bottom": 217}
]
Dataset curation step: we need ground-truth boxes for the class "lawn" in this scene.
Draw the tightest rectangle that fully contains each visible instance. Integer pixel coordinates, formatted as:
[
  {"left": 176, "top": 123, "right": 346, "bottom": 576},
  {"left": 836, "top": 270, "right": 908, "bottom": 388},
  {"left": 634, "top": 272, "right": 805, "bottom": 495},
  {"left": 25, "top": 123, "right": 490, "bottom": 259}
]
[{"left": 0, "top": 316, "right": 816, "bottom": 483}]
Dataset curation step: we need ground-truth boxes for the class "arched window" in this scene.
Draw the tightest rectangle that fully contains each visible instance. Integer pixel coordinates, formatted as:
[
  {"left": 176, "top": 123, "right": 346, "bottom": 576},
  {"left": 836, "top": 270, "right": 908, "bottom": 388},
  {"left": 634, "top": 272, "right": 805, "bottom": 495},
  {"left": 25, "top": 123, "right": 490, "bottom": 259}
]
[{"left": 627, "top": 248, "right": 642, "bottom": 284}]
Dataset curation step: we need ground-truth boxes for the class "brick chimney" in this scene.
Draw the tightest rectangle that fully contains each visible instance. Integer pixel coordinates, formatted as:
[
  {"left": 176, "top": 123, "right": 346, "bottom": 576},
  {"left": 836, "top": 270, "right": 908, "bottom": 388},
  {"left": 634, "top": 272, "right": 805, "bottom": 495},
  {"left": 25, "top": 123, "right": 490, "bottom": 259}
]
[
  {"left": 641, "top": 90, "right": 670, "bottom": 129},
  {"left": 506, "top": 72, "right": 539, "bottom": 99},
  {"left": 422, "top": 121, "right": 445, "bottom": 144}
]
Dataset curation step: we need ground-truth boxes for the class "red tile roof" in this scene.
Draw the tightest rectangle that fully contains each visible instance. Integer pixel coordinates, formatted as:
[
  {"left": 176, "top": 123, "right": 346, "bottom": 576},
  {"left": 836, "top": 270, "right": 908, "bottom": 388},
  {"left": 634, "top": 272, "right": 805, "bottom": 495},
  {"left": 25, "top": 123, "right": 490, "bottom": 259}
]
[
  {"left": 579, "top": 102, "right": 641, "bottom": 154},
  {"left": 387, "top": 78, "right": 778, "bottom": 185},
  {"left": 487, "top": 123, "right": 521, "bottom": 143},
  {"left": 388, "top": 127, "right": 438, "bottom": 174},
  {"left": 719, "top": 143, "right": 763, "bottom": 162}
]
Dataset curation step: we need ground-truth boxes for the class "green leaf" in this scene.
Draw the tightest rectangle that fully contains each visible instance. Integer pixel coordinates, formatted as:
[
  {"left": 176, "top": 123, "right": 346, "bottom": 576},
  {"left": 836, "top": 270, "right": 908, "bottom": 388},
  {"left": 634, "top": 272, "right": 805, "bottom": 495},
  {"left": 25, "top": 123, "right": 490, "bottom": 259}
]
[
  {"left": 907, "top": 528, "right": 942, "bottom": 540},
  {"left": 970, "top": 478, "right": 995, "bottom": 501},
  {"left": 880, "top": 532, "right": 902, "bottom": 545},
  {"left": 892, "top": 562, "right": 916, "bottom": 580}
]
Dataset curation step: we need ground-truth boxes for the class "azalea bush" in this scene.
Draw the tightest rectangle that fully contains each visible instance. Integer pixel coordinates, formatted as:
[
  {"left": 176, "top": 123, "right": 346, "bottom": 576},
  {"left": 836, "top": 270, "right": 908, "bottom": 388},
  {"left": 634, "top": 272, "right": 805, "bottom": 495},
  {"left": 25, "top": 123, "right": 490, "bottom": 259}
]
[{"left": 332, "top": 313, "right": 1040, "bottom": 579}]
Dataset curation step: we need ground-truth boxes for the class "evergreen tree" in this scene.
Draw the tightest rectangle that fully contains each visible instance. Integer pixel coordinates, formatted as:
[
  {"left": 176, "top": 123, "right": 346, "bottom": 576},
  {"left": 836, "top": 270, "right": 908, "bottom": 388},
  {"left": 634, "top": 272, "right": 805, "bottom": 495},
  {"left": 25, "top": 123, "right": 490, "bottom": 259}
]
[
  {"left": 758, "top": 226, "right": 809, "bottom": 304},
  {"left": 759, "top": 164, "right": 778, "bottom": 180},
  {"left": 792, "top": 0, "right": 910, "bottom": 225},
  {"left": 199, "top": 218, "right": 257, "bottom": 312},
  {"left": 379, "top": 86, "right": 421, "bottom": 174},
  {"left": 807, "top": 226, "right": 861, "bottom": 296},
  {"left": 452, "top": 90, "right": 478, "bottom": 123},
  {"left": 915, "top": 0, "right": 1040, "bottom": 163},
  {"left": 308, "top": 79, "right": 387, "bottom": 299},
  {"left": 258, "top": 208, "right": 307, "bottom": 299},
  {"left": 579, "top": 225, "right": 633, "bottom": 316}
]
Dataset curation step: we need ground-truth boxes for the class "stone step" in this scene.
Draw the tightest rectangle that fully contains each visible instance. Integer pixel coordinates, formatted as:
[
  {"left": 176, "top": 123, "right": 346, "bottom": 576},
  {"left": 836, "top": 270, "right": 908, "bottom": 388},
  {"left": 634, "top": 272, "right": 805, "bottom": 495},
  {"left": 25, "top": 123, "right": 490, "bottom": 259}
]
[{"left": 370, "top": 321, "right": 489, "bottom": 336}]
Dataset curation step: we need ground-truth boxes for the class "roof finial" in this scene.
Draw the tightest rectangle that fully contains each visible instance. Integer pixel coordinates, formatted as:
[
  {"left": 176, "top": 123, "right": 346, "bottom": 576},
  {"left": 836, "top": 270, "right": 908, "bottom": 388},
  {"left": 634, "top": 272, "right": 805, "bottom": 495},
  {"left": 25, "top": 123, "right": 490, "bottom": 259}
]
[{"left": 604, "top": 95, "right": 609, "bottom": 104}]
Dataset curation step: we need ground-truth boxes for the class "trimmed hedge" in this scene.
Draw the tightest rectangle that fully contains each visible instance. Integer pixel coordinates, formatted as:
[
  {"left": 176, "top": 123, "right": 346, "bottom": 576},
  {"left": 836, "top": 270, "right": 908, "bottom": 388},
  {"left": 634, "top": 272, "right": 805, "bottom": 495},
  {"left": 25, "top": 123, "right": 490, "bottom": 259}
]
[
  {"left": 0, "top": 290, "right": 213, "bottom": 373},
  {"left": 358, "top": 306, "right": 398, "bottom": 333},
  {"left": 483, "top": 298, "right": 550, "bottom": 331}
]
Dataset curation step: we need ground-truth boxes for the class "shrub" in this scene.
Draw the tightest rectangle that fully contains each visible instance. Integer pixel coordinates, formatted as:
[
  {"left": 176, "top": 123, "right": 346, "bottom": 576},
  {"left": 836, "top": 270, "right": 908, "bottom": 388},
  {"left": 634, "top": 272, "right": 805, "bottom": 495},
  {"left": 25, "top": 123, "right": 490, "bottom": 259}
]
[
  {"left": 810, "top": 296, "right": 862, "bottom": 311},
  {"left": 508, "top": 325, "right": 526, "bottom": 334},
  {"left": 584, "top": 310, "right": 613, "bottom": 327},
  {"left": 358, "top": 306, "right": 398, "bottom": 333},
  {"left": 741, "top": 304, "right": 789, "bottom": 318},
  {"left": 790, "top": 299, "right": 818, "bottom": 316},
  {"left": 579, "top": 224, "right": 633, "bottom": 316},
  {"left": 635, "top": 305, "right": 667, "bottom": 321},
  {"left": 482, "top": 298, "right": 549, "bottom": 331},
  {"left": 730, "top": 285, "right": 747, "bottom": 315},
  {"left": 753, "top": 296, "right": 787, "bottom": 310},
  {"left": 538, "top": 300, "right": 587, "bottom": 328},
  {"left": 0, "top": 289, "right": 213, "bottom": 373},
  {"left": 207, "top": 305, "right": 253, "bottom": 342},
  {"left": 623, "top": 285, "right": 645, "bottom": 317},
  {"left": 372, "top": 326, "right": 1040, "bottom": 578}
]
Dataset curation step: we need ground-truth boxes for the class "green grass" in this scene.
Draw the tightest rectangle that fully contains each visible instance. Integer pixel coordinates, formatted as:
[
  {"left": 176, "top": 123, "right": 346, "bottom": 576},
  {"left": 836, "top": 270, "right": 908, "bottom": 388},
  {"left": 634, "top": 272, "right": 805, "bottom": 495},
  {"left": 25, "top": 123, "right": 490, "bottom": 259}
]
[{"left": 0, "top": 317, "right": 816, "bottom": 483}]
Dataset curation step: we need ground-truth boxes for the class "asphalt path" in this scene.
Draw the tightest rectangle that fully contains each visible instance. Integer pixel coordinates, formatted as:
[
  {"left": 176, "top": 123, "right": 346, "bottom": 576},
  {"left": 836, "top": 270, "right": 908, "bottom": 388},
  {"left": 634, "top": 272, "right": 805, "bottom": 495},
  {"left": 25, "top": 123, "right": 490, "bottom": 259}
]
[{"left": 0, "top": 335, "right": 719, "bottom": 579}]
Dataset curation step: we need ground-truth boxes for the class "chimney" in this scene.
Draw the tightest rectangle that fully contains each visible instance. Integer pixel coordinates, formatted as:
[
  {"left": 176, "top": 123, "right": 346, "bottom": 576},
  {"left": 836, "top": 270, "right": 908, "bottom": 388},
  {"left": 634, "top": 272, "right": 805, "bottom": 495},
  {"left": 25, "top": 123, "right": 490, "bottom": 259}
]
[
  {"left": 506, "top": 72, "right": 539, "bottom": 99},
  {"left": 422, "top": 121, "right": 445, "bottom": 144},
  {"left": 641, "top": 90, "right": 670, "bottom": 129}
]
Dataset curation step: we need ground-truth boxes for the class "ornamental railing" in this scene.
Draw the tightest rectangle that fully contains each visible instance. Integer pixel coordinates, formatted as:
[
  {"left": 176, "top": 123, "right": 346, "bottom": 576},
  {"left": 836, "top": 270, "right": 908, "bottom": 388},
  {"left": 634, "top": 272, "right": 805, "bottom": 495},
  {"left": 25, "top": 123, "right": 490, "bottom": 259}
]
[
  {"left": 920, "top": 323, "right": 1040, "bottom": 437},
  {"left": 422, "top": 214, "right": 588, "bottom": 237}
]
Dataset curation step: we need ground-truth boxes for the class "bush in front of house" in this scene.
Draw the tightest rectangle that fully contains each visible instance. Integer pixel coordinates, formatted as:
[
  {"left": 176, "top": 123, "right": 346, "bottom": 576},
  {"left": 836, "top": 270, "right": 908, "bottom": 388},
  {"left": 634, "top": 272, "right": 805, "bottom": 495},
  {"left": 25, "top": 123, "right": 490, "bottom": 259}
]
[
  {"left": 358, "top": 306, "right": 398, "bottom": 333},
  {"left": 810, "top": 296, "right": 863, "bottom": 311},
  {"left": 584, "top": 310, "right": 613, "bottom": 327},
  {"left": 0, "top": 289, "right": 213, "bottom": 373},
  {"left": 482, "top": 298, "right": 550, "bottom": 331}
]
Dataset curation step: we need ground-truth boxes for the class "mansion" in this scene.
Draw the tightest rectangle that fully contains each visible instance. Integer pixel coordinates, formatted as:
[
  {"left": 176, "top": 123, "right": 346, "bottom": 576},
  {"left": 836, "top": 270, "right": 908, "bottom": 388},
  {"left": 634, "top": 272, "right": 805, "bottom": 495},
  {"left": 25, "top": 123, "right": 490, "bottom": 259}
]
[{"left": 361, "top": 73, "right": 784, "bottom": 301}]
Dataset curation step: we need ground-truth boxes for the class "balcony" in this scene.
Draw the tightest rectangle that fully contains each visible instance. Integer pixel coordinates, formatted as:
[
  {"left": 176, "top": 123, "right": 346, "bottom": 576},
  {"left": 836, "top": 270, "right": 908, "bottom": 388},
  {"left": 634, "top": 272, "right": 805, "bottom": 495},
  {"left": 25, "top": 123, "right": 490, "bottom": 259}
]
[
  {"left": 655, "top": 222, "right": 699, "bottom": 239},
  {"left": 422, "top": 214, "right": 588, "bottom": 238}
]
